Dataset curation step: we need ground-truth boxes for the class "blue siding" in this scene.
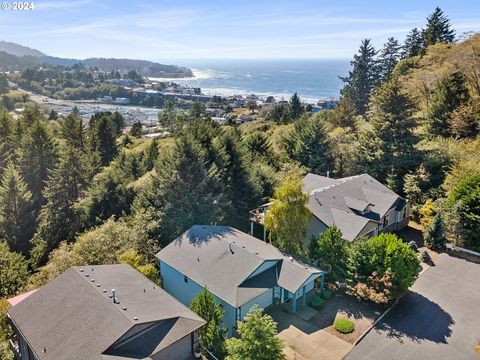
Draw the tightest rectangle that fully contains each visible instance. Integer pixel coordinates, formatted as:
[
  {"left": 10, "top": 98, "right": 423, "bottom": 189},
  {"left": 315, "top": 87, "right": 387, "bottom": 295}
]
[
  {"left": 239, "top": 289, "right": 273, "bottom": 319},
  {"left": 160, "top": 260, "right": 238, "bottom": 335}
]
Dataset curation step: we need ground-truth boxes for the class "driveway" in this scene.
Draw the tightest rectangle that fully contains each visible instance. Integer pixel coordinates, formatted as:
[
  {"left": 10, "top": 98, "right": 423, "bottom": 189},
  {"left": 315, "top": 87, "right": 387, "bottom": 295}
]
[
  {"left": 346, "top": 253, "right": 480, "bottom": 360},
  {"left": 267, "top": 306, "right": 353, "bottom": 360}
]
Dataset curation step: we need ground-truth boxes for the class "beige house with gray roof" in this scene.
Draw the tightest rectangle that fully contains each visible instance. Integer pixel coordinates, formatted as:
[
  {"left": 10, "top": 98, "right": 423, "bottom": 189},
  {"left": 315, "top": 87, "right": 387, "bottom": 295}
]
[{"left": 250, "top": 173, "right": 409, "bottom": 245}]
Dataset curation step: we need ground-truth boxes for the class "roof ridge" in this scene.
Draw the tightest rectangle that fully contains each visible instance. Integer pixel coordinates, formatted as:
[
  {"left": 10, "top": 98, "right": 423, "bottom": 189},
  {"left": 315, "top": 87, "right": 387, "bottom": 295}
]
[{"left": 74, "top": 267, "right": 137, "bottom": 326}]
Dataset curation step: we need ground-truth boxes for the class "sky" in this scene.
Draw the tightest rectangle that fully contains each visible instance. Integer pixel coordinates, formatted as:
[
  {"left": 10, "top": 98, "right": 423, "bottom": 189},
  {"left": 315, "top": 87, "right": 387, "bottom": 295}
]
[{"left": 1, "top": 0, "right": 480, "bottom": 61}]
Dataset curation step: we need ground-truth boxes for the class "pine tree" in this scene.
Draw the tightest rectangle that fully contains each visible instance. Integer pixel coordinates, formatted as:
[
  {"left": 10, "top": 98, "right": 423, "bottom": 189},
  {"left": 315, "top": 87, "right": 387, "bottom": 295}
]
[
  {"left": 289, "top": 92, "right": 303, "bottom": 120},
  {"left": 61, "top": 108, "right": 85, "bottom": 149},
  {"left": 378, "top": 37, "right": 401, "bottom": 80},
  {"left": 358, "top": 76, "right": 419, "bottom": 188},
  {"left": 0, "top": 111, "right": 15, "bottom": 174},
  {"left": 130, "top": 121, "right": 143, "bottom": 137},
  {"left": 281, "top": 115, "right": 332, "bottom": 175},
  {"left": 402, "top": 28, "right": 423, "bottom": 58},
  {"left": 133, "top": 133, "right": 227, "bottom": 245},
  {"left": 88, "top": 113, "right": 118, "bottom": 166},
  {"left": 340, "top": 39, "right": 380, "bottom": 115},
  {"left": 426, "top": 71, "right": 469, "bottom": 137},
  {"left": 226, "top": 305, "right": 284, "bottom": 360},
  {"left": 30, "top": 146, "right": 88, "bottom": 266},
  {"left": 0, "top": 162, "right": 34, "bottom": 254},
  {"left": 0, "top": 242, "right": 30, "bottom": 298},
  {"left": 190, "top": 287, "right": 227, "bottom": 359},
  {"left": 213, "top": 130, "right": 258, "bottom": 229},
  {"left": 422, "top": 7, "right": 455, "bottom": 48},
  {"left": 18, "top": 120, "right": 57, "bottom": 207},
  {"left": 424, "top": 214, "right": 446, "bottom": 250},
  {"left": 142, "top": 138, "right": 159, "bottom": 172}
]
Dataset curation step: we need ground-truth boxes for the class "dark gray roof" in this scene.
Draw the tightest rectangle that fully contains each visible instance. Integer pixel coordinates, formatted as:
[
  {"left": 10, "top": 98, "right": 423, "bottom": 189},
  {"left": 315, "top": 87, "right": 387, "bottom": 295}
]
[
  {"left": 156, "top": 225, "right": 324, "bottom": 307},
  {"left": 8, "top": 264, "right": 205, "bottom": 360},
  {"left": 303, "top": 173, "right": 404, "bottom": 241}
]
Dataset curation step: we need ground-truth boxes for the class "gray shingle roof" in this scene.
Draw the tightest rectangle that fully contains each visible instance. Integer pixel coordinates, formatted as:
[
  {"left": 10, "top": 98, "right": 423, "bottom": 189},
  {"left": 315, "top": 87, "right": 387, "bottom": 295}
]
[
  {"left": 303, "top": 173, "right": 404, "bottom": 241},
  {"left": 156, "top": 225, "right": 324, "bottom": 307},
  {"left": 8, "top": 264, "right": 205, "bottom": 360}
]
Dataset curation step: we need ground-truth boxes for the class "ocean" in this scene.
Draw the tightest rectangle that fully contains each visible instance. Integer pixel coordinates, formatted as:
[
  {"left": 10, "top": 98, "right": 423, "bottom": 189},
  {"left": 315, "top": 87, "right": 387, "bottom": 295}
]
[{"left": 151, "top": 59, "right": 351, "bottom": 103}]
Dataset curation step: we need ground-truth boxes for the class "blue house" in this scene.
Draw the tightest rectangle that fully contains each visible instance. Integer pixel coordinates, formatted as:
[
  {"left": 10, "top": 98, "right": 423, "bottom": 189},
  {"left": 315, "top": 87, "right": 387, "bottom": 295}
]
[{"left": 156, "top": 225, "right": 326, "bottom": 335}]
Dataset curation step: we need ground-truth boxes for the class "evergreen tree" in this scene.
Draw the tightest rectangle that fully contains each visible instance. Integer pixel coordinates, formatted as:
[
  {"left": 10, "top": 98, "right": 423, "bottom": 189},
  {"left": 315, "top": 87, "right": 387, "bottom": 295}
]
[
  {"left": 30, "top": 146, "right": 88, "bottom": 266},
  {"left": 426, "top": 71, "right": 469, "bottom": 137},
  {"left": 340, "top": 39, "right": 380, "bottom": 115},
  {"left": 424, "top": 214, "right": 446, "bottom": 250},
  {"left": 0, "top": 111, "right": 15, "bottom": 174},
  {"left": 48, "top": 109, "right": 58, "bottom": 120},
  {"left": 133, "top": 133, "right": 227, "bottom": 245},
  {"left": 289, "top": 92, "right": 303, "bottom": 120},
  {"left": 281, "top": 115, "right": 332, "bottom": 175},
  {"left": 378, "top": 37, "right": 401, "bottom": 80},
  {"left": 0, "top": 242, "right": 30, "bottom": 298},
  {"left": 0, "top": 162, "right": 34, "bottom": 254},
  {"left": 358, "top": 76, "right": 419, "bottom": 189},
  {"left": 142, "top": 138, "right": 159, "bottom": 172},
  {"left": 402, "top": 28, "right": 423, "bottom": 58},
  {"left": 226, "top": 305, "right": 284, "bottom": 360},
  {"left": 88, "top": 113, "right": 118, "bottom": 166},
  {"left": 309, "top": 226, "right": 348, "bottom": 282},
  {"left": 61, "top": 108, "right": 85, "bottom": 149},
  {"left": 190, "top": 287, "right": 227, "bottom": 359},
  {"left": 422, "top": 7, "right": 455, "bottom": 48},
  {"left": 130, "top": 121, "right": 143, "bottom": 137},
  {"left": 213, "top": 130, "right": 258, "bottom": 229},
  {"left": 18, "top": 120, "right": 57, "bottom": 207}
]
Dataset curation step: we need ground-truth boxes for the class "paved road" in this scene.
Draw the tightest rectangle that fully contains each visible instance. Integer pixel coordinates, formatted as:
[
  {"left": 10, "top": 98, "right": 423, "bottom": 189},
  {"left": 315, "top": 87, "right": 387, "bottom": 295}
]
[{"left": 346, "top": 253, "right": 480, "bottom": 360}]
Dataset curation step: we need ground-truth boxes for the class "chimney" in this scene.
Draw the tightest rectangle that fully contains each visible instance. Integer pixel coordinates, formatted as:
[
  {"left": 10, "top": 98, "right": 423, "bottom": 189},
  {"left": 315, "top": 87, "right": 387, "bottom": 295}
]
[
  {"left": 326, "top": 171, "right": 330, "bottom": 178},
  {"left": 112, "top": 289, "right": 117, "bottom": 304},
  {"left": 228, "top": 241, "right": 234, "bottom": 254}
]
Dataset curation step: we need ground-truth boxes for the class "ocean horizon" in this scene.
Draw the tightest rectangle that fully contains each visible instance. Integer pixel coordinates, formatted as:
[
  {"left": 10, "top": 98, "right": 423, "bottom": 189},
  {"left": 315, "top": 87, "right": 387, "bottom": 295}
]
[{"left": 150, "top": 59, "right": 351, "bottom": 103}]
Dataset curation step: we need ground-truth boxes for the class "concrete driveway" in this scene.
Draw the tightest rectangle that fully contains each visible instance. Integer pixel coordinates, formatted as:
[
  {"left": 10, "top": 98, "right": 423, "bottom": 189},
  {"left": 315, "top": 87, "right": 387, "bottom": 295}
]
[
  {"left": 346, "top": 253, "right": 480, "bottom": 360},
  {"left": 267, "top": 306, "right": 352, "bottom": 360}
]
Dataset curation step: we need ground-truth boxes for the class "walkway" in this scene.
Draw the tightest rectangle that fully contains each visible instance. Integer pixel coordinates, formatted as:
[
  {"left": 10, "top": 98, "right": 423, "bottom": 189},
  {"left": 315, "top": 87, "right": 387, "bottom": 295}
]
[{"left": 267, "top": 306, "right": 352, "bottom": 360}]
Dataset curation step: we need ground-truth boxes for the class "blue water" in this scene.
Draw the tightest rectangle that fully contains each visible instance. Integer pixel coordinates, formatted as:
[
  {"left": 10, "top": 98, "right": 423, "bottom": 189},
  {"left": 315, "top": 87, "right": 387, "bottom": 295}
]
[{"left": 152, "top": 59, "right": 350, "bottom": 103}]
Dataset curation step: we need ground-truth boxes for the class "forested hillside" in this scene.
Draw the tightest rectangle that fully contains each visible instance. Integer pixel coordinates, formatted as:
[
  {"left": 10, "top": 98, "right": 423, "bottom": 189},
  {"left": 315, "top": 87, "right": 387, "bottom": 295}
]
[{"left": 1, "top": 7, "right": 480, "bottom": 358}]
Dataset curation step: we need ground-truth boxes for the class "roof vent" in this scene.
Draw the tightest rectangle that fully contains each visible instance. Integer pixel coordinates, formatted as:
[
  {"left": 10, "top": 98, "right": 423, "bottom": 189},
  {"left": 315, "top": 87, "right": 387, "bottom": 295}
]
[
  {"left": 79, "top": 268, "right": 84, "bottom": 272},
  {"left": 197, "top": 257, "right": 200, "bottom": 262},
  {"left": 133, "top": 316, "right": 138, "bottom": 320},
  {"left": 122, "top": 307, "right": 127, "bottom": 310},
  {"left": 85, "top": 274, "right": 89, "bottom": 277},
  {"left": 289, "top": 256, "right": 294, "bottom": 262},
  {"left": 103, "top": 289, "right": 107, "bottom": 293},
  {"left": 96, "top": 284, "right": 101, "bottom": 287},
  {"left": 228, "top": 241, "right": 234, "bottom": 254},
  {"left": 112, "top": 289, "right": 118, "bottom": 304},
  {"left": 91, "top": 279, "right": 95, "bottom": 282}
]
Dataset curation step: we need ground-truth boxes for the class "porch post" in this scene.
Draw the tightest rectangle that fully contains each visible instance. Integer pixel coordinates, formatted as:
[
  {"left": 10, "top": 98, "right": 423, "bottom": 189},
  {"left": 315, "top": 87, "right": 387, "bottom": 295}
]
[
  {"left": 302, "top": 285, "right": 306, "bottom": 307},
  {"left": 250, "top": 221, "right": 254, "bottom": 235},
  {"left": 263, "top": 226, "right": 267, "bottom": 242},
  {"left": 320, "top": 274, "right": 325, "bottom": 293},
  {"left": 291, "top": 292, "right": 297, "bottom": 313}
]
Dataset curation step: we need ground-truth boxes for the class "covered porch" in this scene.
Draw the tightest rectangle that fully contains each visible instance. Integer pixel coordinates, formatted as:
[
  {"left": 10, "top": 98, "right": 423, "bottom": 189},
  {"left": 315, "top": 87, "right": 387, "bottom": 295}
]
[{"left": 276, "top": 272, "right": 325, "bottom": 315}]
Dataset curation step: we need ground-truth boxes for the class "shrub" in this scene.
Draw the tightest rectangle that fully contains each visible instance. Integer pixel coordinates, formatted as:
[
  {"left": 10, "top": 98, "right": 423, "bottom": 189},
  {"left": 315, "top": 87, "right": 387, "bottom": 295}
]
[
  {"left": 321, "top": 289, "right": 332, "bottom": 299},
  {"left": 334, "top": 318, "right": 355, "bottom": 334},
  {"left": 408, "top": 241, "right": 418, "bottom": 252},
  {"left": 310, "top": 295, "right": 326, "bottom": 309}
]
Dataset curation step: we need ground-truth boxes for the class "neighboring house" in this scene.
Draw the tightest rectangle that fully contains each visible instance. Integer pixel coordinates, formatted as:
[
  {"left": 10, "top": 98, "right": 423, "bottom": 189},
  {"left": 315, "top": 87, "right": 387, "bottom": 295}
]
[
  {"left": 156, "top": 225, "right": 326, "bottom": 336},
  {"left": 7, "top": 264, "right": 205, "bottom": 360},
  {"left": 250, "top": 173, "right": 409, "bottom": 244}
]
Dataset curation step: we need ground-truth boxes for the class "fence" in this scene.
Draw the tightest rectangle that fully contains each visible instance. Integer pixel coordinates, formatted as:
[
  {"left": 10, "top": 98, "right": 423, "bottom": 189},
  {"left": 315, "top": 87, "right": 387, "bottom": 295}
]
[{"left": 446, "top": 243, "right": 480, "bottom": 257}]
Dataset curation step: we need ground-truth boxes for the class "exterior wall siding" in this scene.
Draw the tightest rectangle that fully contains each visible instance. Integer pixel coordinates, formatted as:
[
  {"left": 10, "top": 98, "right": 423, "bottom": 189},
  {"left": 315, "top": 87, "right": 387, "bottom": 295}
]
[
  {"left": 160, "top": 260, "right": 238, "bottom": 336},
  {"left": 239, "top": 289, "right": 273, "bottom": 319},
  {"left": 303, "top": 217, "right": 328, "bottom": 247},
  {"left": 152, "top": 334, "right": 192, "bottom": 360}
]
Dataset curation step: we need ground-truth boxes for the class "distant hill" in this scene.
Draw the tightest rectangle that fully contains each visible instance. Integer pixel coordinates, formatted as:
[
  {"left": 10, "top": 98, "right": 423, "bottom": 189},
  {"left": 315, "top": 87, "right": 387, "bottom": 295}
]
[
  {"left": 0, "top": 41, "right": 46, "bottom": 57},
  {"left": 0, "top": 41, "right": 193, "bottom": 78}
]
